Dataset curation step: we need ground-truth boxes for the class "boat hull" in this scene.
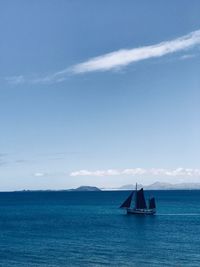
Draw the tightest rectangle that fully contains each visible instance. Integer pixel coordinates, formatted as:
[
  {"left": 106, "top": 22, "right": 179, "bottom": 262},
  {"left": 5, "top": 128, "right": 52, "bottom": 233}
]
[{"left": 127, "top": 208, "right": 156, "bottom": 215}]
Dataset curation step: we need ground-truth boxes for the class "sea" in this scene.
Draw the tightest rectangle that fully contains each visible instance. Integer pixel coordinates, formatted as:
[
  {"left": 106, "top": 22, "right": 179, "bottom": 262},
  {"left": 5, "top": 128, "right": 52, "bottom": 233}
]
[{"left": 0, "top": 190, "right": 200, "bottom": 267}]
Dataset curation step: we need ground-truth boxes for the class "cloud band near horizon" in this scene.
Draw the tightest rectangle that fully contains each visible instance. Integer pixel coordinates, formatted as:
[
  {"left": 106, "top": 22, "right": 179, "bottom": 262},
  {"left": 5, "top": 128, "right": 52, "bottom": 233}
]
[
  {"left": 5, "top": 29, "right": 200, "bottom": 84},
  {"left": 70, "top": 168, "right": 200, "bottom": 177}
]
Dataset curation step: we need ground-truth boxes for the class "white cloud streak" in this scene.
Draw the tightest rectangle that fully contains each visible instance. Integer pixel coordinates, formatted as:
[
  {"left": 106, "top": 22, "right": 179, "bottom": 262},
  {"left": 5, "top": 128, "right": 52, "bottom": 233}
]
[
  {"left": 71, "top": 30, "right": 200, "bottom": 74},
  {"left": 70, "top": 168, "right": 200, "bottom": 177},
  {"left": 5, "top": 29, "right": 200, "bottom": 85}
]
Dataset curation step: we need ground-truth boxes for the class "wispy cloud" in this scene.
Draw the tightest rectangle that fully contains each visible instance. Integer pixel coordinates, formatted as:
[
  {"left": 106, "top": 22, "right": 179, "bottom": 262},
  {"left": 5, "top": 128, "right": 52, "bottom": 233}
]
[
  {"left": 70, "top": 168, "right": 200, "bottom": 177},
  {"left": 34, "top": 172, "right": 46, "bottom": 177},
  {"left": 5, "top": 71, "right": 69, "bottom": 85},
  {"left": 5, "top": 75, "right": 25, "bottom": 85},
  {"left": 179, "top": 53, "right": 196, "bottom": 60},
  {"left": 5, "top": 29, "right": 200, "bottom": 84},
  {"left": 71, "top": 29, "right": 200, "bottom": 74}
]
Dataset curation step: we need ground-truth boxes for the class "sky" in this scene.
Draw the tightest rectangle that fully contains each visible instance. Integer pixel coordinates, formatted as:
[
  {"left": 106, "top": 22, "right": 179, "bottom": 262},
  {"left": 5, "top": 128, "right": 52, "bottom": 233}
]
[{"left": 0, "top": 0, "right": 200, "bottom": 190}]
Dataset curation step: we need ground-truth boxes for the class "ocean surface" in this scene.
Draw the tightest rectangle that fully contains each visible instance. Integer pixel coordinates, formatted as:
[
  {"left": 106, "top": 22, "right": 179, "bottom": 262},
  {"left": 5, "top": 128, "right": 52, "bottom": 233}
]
[{"left": 0, "top": 190, "right": 200, "bottom": 267}]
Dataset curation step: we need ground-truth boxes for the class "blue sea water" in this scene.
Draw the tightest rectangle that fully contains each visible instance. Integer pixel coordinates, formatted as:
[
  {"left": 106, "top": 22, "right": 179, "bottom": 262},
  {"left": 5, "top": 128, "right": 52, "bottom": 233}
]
[{"left": 0, "top": 190, "right": 200, "bottom": 267}]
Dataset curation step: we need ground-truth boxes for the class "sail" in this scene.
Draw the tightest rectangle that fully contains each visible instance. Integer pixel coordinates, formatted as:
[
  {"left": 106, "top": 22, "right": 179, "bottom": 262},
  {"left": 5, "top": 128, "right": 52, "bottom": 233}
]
[
  {"left": 120, "top": 191, "right": 134, "bottom": 208},
  {"left": 149, "top": 197, "right": 156, "bottom": 209},
  {"left": 135, "top": 188, "right": 147, "bottom": 209}
]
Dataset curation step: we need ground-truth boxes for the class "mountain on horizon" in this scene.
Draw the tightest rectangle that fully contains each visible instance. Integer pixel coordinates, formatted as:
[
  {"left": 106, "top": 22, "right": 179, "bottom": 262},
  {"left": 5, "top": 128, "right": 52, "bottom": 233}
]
[{"left": 117, "top": 182, "right": 200, "bottom": 190}]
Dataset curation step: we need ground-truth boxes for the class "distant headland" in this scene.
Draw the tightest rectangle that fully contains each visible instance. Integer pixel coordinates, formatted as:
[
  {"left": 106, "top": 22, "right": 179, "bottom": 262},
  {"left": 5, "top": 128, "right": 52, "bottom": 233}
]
[{"left": 68, "top": 186, "right": 101, "bottom": 192}]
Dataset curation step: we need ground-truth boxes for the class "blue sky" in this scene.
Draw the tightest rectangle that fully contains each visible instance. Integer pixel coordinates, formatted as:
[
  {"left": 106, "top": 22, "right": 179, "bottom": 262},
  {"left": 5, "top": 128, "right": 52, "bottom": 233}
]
[{"left": 0, "top": 0, "right": 200, "bottom": 190}]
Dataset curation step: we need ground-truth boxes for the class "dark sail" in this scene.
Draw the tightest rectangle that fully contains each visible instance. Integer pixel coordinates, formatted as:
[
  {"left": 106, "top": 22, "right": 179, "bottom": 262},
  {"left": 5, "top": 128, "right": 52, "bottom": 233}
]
[
  {"left": 149, "top": 197, "right": 156, "bottom": 209},
  {"left": 135, "top": 188, "right": 147, "bottom": 209},
  {"left": 120, "top": 191, "right": 134, "bottom": 208}
]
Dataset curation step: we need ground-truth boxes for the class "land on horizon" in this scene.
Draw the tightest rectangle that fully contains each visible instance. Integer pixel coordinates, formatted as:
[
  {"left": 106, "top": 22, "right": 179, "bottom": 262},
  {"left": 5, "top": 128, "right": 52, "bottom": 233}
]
[{"left": 2, "top": 182, "right": 200, "bottom": 193}]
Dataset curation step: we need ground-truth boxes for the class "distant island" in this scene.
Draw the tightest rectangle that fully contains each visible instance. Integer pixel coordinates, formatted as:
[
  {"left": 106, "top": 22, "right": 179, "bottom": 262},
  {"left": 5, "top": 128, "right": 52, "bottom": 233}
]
[{"left": 68, "top": 186, "right": 101, "bottom": 192}]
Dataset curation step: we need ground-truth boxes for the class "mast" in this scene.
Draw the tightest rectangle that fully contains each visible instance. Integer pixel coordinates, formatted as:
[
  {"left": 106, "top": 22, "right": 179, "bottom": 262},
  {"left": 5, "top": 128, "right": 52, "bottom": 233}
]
[{"left": 135, "top": 188, "right": 147, "bottom": 209}]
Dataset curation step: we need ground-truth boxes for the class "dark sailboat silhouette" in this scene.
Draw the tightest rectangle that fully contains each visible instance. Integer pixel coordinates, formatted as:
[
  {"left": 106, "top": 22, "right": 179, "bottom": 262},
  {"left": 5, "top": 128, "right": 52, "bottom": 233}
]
[{"left": 120, "top": 184, "right": 156, "bottom": 215}]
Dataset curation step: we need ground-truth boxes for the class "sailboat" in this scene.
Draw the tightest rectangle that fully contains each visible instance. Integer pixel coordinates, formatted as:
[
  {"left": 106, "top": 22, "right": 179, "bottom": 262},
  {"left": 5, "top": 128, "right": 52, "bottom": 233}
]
[{"left": 120, "top": 184, "right": 156, "bottom": 215}]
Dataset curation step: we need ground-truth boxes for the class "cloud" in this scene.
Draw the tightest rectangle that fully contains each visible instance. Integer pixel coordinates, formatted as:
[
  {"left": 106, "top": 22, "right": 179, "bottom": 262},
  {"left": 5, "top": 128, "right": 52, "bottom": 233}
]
[
  {"left": 70, "top": 168, "right": 200, "bottom": 177},
  {"left": 5, "top": 75, "right": 25, "bottom": 85},
  {"left": 34, "top": 172, "right": 46, "bottom": 177},
  {"left": 5, "top": 29, "right": 200, "bottom": 85},
  {"left": 179, "top": 54, "right": 196, "bottom": 60},
  {"left": 5, "top": 69, "right": 70, "bottom": 85},
  {"left": 71, "top": 29, "right": 200, "bottom": 73}
]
